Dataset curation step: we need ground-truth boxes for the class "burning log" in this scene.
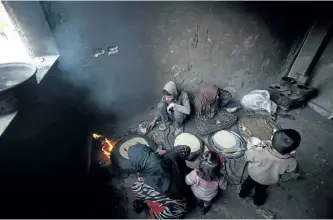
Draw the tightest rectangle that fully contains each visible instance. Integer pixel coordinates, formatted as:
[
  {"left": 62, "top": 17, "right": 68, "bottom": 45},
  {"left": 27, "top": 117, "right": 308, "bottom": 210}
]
[{"left": 92, "top": 133, "right": 116, "bottom": 167}]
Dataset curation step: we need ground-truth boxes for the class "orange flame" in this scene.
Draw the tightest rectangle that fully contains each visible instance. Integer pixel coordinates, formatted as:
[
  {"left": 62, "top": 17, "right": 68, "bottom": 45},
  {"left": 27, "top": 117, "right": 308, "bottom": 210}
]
[{"left": 92, "top": 133, "right": 115, "bottom": 159}]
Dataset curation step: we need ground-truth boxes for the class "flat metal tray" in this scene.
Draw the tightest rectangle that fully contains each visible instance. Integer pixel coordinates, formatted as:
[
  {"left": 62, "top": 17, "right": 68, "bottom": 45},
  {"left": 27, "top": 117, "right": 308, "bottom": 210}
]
[{"left": 208, "top": 130, "right": 246, "bottom": 159}]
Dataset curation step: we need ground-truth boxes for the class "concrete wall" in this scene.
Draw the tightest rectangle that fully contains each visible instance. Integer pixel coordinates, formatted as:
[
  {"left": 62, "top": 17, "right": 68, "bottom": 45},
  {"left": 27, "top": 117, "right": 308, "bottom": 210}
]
[
  {"left": 0, "top": 3, "right": 93, "bottom": 212},
  {"left": 2, "top": 1, "right": 58, "bottom": 57},
  {"left": 0, "top": 101, "right": 91, "bottom": 185},
  {"left": 309, "top": 36, "right": 333, "bottom": 118},
  {"left": 0, "top": 62, "right": 116, "bottom": 217},
  {"left": 40, "top": 1, "right": 316, "bottom": 121}
]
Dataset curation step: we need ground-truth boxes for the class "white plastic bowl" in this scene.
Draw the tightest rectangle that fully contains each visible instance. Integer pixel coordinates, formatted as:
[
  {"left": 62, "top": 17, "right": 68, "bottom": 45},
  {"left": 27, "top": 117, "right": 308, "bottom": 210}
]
[{"left": 247, "top": 137, "right": 262, "bottom": 150}]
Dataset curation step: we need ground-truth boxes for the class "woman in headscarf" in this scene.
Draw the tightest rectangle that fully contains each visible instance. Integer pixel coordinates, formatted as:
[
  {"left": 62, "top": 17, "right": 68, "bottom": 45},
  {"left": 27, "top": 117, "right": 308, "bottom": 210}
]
[
  {"left": 128, "top": 143, "right": 191, "bottom": 219},
  {"left": 194, "top": 84, "right": 220, "bottom": 118}
]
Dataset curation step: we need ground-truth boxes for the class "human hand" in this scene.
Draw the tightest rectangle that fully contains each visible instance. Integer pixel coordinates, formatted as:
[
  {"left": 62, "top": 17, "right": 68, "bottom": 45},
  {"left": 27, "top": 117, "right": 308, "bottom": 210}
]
[
  {"left": 147, "top": 119, "right": 156, "bottom": 131},
  {"left": 156, "top": 149, "right": 167, "bottom": 156},
  {"left": 167, "top": 103, "right": 175, "bottom": 114},
  {"left": 219, "top": 178, "right": 228, "bottom": 190},
  {"left": 280, "top": 172, "right": 300, "bottom": 182}
]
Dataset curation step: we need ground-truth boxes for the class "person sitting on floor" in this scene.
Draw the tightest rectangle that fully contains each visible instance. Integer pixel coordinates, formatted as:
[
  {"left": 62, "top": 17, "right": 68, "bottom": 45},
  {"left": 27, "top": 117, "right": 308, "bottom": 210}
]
[
  {"left": 194, "top": 84, "right": 220, "bottom": 118},
  {"left": 148, "top": 81, "right": 191, "bottom": 135},
  {"left": 129, "top": 143, "right": 191, "bottom": 219},
  {"left": 239, "top": 129, "right": 301, "bottom": 206},
  {"left": 185, "top": 151, "right": 228, "bottom": 214}
]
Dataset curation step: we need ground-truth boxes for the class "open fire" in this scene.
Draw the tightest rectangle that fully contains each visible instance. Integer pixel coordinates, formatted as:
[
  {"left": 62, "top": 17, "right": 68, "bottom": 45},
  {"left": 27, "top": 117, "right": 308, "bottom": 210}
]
[{"left": 92, "top": 133, "right": 116, "bottom": 167}]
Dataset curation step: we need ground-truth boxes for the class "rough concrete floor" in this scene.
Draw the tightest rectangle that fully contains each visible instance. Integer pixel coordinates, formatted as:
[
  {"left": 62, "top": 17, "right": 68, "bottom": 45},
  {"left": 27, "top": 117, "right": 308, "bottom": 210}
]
[{"left": 103, "top": 107, "right": 333, "bottom": 219}]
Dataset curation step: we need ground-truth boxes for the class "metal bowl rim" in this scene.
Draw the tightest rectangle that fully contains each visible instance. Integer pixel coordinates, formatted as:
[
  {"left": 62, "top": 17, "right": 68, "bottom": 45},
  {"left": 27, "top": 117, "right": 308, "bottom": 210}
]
[{"left": 0, "top": 62, "right": 37, "bottom": 92}]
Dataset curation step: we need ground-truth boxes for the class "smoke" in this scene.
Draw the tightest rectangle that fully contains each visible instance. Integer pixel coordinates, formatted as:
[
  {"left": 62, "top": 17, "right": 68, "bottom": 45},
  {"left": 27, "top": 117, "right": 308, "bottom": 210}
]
[
  {"left": 44, "top": 2, "right": 161, "bottom": 121},
  {"left": 42, "top": 1, "right": 315, "bottom": 122}
]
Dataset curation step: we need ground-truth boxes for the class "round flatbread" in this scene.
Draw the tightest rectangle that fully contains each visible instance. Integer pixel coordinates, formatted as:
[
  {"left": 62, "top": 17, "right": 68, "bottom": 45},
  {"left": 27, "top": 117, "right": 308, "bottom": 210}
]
[
  {"left": 119, "top": 137, "right": 149, "bottom": 159},
  {"left": 212, "top": 130, "right": 237, "bottom": 149},
  {"left": 174, "top": 133, "right": 201, "bottom": 153}
]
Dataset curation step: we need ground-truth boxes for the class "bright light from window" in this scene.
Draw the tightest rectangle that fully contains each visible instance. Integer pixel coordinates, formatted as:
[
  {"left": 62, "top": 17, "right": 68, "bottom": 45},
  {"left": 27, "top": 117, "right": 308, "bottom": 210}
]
[{"left": 0, "top": 1, "right": 31, "bottom": 64}]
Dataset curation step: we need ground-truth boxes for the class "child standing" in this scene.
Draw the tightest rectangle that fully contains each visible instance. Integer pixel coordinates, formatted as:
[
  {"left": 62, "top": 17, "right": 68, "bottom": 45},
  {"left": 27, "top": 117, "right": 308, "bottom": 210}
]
[
  {"left": 185, "top": 151, "right": 227, "bottom": 214},
  {"left": 239, "top": 129, "right": 301, "bottom": 206}
]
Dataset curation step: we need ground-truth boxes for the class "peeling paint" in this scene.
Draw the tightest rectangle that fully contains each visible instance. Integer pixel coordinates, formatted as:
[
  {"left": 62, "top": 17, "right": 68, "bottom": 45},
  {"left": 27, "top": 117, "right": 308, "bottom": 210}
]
[
  {"left": 93, "top": 48, "right": 105, "bottom": 57},
  {"left": 107, "top": 46, "right": 118, "bottom": 55}
]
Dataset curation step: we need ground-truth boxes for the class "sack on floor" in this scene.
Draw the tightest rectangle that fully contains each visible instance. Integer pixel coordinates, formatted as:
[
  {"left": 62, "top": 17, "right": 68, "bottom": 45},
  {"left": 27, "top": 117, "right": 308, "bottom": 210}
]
[{"left": 241, "top": 90, "right": 277, "bottom": 114}]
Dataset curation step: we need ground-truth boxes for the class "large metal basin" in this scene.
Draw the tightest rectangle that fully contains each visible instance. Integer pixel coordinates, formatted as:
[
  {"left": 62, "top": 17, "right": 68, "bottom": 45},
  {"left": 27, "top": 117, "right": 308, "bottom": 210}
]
[{"left": 0, "top": 62, "right": 37, "bottom": 115}]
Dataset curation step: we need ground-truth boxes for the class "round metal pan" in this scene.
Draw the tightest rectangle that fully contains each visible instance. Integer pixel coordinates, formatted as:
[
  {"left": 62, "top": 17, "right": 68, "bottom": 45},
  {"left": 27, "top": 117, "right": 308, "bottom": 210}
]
[{"left": 208, "top": 130, "right": 246, "bottom": 159}]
